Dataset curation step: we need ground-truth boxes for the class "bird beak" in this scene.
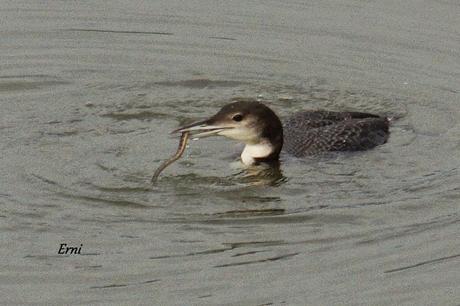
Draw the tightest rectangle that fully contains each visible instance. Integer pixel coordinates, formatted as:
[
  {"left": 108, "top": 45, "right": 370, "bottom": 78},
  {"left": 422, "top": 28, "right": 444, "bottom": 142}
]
[{"left": 171, "top": 119, "right": 233, "bottom": 138}]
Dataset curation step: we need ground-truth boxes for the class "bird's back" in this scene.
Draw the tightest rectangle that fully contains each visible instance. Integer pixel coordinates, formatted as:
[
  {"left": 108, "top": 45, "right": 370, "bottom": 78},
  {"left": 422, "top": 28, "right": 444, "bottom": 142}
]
[{"left": 282, "top": 110, "right": 390, "bottom": 157}]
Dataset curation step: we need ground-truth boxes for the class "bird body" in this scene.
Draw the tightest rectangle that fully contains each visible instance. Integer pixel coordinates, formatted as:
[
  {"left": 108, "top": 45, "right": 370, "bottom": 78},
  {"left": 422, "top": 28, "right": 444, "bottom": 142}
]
[
  {"left": 173, "top": 101, "right": 390, "bottom": 165},
  {"left": 282, "top": 110, "right": 389, "bottom": 157}
]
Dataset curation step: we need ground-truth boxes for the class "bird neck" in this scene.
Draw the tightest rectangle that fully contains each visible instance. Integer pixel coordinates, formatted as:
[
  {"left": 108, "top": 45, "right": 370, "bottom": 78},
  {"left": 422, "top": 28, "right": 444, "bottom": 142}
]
[
  {"left": 241, "top": 134, "right": 283, "bottom": 166},
  {"left": 237, "top": 103, "right": 284, "bottom": 165}
]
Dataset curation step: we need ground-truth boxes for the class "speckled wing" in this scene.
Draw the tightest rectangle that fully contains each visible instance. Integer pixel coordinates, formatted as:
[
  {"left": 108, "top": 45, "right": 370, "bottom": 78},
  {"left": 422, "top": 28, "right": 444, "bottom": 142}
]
[
  {"left": 283, "top": 110, "right": 381, "bottom": 128},
  {"left": 282, "top": 111, "right": 390, "bottom": 157}
]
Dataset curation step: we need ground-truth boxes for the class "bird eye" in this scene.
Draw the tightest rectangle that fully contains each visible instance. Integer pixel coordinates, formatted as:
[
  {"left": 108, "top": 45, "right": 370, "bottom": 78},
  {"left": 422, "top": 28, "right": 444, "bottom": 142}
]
[{"left": 232, "top": 114, "right": 243, "bottom": 122}]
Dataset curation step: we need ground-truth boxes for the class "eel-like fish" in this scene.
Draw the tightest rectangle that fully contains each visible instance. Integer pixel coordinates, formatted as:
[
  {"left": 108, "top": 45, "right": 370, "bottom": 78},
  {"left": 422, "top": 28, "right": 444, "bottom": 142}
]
[{"left": 151, "top": 131, "right": 189, "bottom": 183}]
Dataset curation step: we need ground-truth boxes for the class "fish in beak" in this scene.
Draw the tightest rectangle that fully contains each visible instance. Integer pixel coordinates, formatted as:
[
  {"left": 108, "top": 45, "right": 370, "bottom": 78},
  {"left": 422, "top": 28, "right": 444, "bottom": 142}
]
[{"left": 171, "top": 118, "right": 234, "bottom": 138}]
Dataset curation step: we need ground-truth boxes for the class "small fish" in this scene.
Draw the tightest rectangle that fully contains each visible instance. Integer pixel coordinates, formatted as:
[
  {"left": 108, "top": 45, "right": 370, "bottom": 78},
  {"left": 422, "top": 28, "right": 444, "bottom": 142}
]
[{"left": 151, "top": 131, "right": 190, "bottom": 183}]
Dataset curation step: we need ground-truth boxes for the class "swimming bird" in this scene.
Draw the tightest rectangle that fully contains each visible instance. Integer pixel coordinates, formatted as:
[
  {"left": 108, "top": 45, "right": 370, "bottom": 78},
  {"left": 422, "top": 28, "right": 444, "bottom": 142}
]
[{"left": 173, "top": 100, "right": 390, "bottom": 165}]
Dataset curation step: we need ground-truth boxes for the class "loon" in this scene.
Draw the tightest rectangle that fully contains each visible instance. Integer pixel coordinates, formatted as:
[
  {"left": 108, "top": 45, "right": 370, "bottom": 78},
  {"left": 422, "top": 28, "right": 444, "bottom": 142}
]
[{"left": 173, "top": 100, "right": 390, "bottom": 165}]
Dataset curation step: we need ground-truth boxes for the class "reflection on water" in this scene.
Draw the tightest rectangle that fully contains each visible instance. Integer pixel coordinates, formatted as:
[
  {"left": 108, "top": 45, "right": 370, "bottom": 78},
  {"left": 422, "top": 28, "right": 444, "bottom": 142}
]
[
  {"left": 1, "top": 0, "right": 460, "bottom": 305},
  {"left": 234, "top": 161, "right": 286, "bottom": 186}
]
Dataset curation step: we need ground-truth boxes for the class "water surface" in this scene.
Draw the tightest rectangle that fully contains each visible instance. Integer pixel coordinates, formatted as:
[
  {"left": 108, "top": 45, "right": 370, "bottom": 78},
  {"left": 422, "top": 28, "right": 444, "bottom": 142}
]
[{"left": 1, "top": 1, "right": 460, "bottom": 305}]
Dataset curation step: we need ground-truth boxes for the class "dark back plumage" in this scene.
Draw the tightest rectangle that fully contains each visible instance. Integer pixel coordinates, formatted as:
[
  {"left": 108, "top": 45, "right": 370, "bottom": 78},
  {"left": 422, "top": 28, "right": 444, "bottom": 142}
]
[{"left": 282, "top": 110, "right": 390, "bottom": 157}]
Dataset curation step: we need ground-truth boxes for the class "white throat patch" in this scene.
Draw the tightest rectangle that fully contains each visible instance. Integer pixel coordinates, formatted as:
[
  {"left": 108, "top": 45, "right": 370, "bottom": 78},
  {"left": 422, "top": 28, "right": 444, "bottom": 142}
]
[{"left": 241, "top": 141, "right": 274, "bottom": 165}]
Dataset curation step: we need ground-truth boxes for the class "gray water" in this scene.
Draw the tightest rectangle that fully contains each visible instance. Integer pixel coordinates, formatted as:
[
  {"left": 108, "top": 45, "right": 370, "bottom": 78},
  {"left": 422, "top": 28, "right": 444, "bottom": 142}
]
[{"left": 1, "top": 1, "right": 460, "bottom": 305}]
